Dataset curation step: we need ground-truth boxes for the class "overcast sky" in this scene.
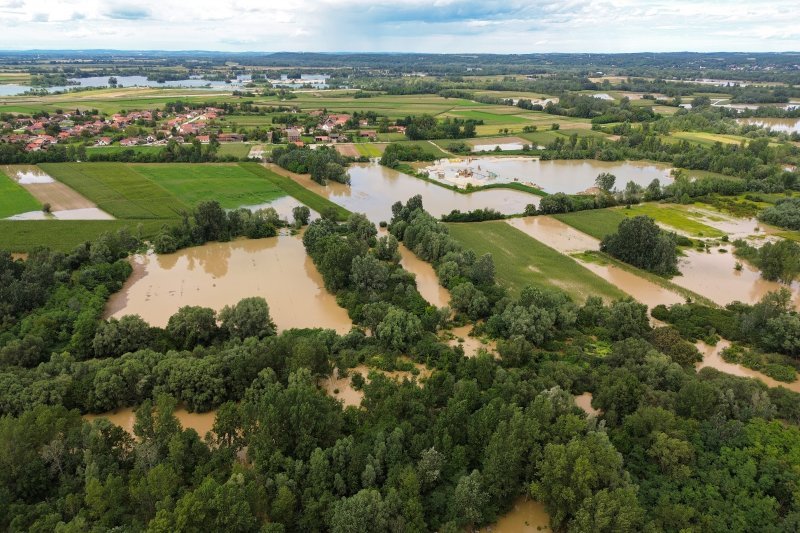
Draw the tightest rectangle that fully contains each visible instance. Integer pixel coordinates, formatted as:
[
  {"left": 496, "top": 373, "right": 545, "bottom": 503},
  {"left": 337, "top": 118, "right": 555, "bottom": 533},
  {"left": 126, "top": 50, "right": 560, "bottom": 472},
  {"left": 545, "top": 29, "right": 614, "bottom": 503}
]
[{"left": 1, "top": 0, "right": 798, "bottom": 53}]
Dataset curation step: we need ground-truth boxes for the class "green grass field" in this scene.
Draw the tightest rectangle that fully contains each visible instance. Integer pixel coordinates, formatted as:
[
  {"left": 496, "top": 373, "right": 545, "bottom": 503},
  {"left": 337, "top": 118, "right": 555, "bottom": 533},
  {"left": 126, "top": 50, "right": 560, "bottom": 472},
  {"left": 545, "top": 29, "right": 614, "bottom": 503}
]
[
  {"left": 554, "top": 209, "right": 627, "bottom": 240},
  {"left": 39, "top": 163, "right": 187, "bottom": 219},
  {"left": 618, "top": 204, "right": 725, "bottom": 237},
  {"left": 445, "top": 220, "right": 625, "bottom": 302},
  {"left": 0, "top": 168, "right": 41, "bottom": 218},
  {"left": 133, "top": 164, "right": 285, "bottom": 208},
  {"left": 216, "top": 143, "right": 252, "bottom": 158},
  {"left": 0, "top": 219, "right": 168, "bottom": 252},
  {"left": 238, "top": 163, "right": 351, "bottom": 220}
]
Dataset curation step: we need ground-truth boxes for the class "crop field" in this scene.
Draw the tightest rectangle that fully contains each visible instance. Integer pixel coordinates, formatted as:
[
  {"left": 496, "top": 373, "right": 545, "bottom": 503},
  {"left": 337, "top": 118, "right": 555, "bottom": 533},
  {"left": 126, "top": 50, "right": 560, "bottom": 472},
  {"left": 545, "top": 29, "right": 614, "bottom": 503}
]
[
  {"left": 445, "top": 220, "right": 625, "bottom": 302},
  {"left": 39, "top": 163, "right": 188, "bottom": 219},
  {"left": 354, "top": 143, "right": 384, "bottom": 157},
  {"left": 618, "top": 204, "right": 725, "bottom": 237},
  {"left": 134, "top": 163, "right": 285, "bottom": 208},
  {"left": 0, "top": 219, "right": 167, "bottom": 252},
  {"left": 0, "top": 168, "right": 41, "bottom": 218},
  {"left": 553, "top": 209, "right": 627, "bottom": 240}
]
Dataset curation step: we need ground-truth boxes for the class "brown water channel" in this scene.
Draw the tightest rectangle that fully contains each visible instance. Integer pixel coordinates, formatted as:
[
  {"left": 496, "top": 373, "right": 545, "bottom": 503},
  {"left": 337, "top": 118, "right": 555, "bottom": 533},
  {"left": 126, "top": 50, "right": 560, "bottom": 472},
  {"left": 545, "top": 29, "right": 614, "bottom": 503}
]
[
  {"left": 267, "top": 162, "right": 540, "bottom": 222},
  {"left": 105, "top": 234, "right": 352, "bottom": 333},
  {"left": 84, "top": 407, "right": 217, "bottom": 437},
  {"left": 696, "top": 340, "right": 800, "bottom": 393},
  {"left": 397, "top": 243, "right": 451, "bottom": 308}
]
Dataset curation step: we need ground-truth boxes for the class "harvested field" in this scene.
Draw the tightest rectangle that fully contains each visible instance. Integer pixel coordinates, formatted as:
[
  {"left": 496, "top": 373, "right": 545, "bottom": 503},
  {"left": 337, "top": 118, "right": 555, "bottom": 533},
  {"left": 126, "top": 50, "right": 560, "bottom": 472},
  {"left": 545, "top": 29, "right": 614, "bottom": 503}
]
[{"left": 334, "top": 144, "right": 360, "bottom": 157}]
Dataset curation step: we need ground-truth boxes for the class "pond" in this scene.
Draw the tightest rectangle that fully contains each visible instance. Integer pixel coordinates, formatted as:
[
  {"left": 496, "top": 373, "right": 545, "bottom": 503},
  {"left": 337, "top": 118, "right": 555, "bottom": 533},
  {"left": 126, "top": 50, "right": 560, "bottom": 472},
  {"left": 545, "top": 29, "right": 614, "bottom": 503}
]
[
  {"left": 421, "top": 158, "right": 672, "bottom": 194},
  {"left": 105, "top": 234, "right": 352, "bottom": 333},
  {"left": 739, "top": 117, "right": 800, "bottom": 134},
  {"left": 270, "top": 162, "right": 541, "bottom": 222},
  {"left": 84, "top": 406, "right": 217, "bottom": 438},
  {"left": 672, "top": 247, "right": 800, "bottom": 309}
]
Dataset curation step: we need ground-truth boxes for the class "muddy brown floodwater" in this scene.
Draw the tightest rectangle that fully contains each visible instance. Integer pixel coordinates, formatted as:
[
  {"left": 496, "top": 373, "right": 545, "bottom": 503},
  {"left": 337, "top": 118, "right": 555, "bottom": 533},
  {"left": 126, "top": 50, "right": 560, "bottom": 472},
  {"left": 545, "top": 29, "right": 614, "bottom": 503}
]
[
  {"left": 506, "top": 217, "right": 685, "bottom": 310},
  {"left": 397, "top": 243, "right": 451, "bottom": 308},
  {"left": 574, "top": 392, "right": 601, "bottom": 416},
  {"left": 479, "top": 498, "right": 551, "bottom": 532},
  {"left": 322, "top": 362, "right": 432, "bottom": 407},
  {"left": 83, "top": 406, "right": 217, "bottom": 438},
  {"left": 448, "top": 324, "right": 497, "bottom": 357},
  {"left": 267, "top": 162, "right": 539, "bottom": 222},
  {"left": 739, "top": 117, "right": 800, "bottom": 134},
  {"left": 695, "top": 340, "right": 800, "bottom": 393},
  {"left": 105, "top": 234, "right": 352, "bottom": 333},
  {"left": 673, "top": 248, "right": 800, "bottom": 308}
]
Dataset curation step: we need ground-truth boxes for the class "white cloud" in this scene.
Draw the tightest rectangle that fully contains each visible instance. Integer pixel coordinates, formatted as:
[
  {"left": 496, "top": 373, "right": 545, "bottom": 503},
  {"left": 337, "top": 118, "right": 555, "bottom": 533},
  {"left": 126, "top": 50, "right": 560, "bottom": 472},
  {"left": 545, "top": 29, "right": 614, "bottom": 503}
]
[{"left": 0, "top": 0, "right": 796, "bottom": 52}]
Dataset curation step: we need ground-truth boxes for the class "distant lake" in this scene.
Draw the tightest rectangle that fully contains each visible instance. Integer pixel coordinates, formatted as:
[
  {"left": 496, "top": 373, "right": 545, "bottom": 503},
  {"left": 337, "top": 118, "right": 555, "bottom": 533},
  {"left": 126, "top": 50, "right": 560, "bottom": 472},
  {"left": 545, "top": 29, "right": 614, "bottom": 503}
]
[{"left": 0, "top": 73, "right": 329, "bottom": 96}]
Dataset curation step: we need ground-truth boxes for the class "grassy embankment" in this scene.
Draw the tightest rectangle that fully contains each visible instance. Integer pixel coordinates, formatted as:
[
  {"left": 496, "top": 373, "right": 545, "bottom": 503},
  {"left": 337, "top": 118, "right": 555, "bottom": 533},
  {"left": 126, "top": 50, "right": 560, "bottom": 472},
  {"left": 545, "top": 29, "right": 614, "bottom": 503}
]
[{"left": 445, "top": 220, "right": 626, "bottom": 302}]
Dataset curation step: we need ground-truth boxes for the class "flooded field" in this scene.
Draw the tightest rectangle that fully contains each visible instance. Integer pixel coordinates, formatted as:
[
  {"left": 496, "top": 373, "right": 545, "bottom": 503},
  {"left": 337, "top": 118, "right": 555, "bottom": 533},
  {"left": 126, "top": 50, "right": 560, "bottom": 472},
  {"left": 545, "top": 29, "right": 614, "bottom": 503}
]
[
  {"left": 740, "top": 117, "right": 800, "bottom": 134},
  {"left": 241, "top": 195, "right": 319, "bottom": 222},
  {"left": 397, "top": 243, "right": 450, "bottom": 308},
  {"left": 673, "top": 248, "right": 800, "bottom": 308},
  {"left": 696, "top": 341, "right": 800, "bottom": 393},
  {"left": 507, "top": 216, "right": 600, "bottom": 253},
  {"left": 105, "top": 235, "right": 352, "bottom": 333},
  {"left": 506, "top": 217, "right": 685, "bottom": 309},
  {"left": 84, "top": 406, "right": 217, "bottom": 437},
  {"left": 480, "top": 498, "right": 551, "bottom": 532},
  {"left": 2, "top": 164, "right": 113, "bottom": 219},
  {"left": 574, "top": 392, "right": 600, "bottom": 416},
  {"left": 421, "top": 158, "right": 672, "bottom": 193},
  {"left": 268, "top": 162, "right": 539, "bottom": 222}
]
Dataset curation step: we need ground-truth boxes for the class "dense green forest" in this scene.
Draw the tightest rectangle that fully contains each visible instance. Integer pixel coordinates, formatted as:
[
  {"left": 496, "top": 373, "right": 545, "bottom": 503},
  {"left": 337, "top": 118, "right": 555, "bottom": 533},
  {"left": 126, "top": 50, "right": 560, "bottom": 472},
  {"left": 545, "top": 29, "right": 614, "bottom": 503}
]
[{"left": 4, "top": 197, "right": 800, "bottom": 531}]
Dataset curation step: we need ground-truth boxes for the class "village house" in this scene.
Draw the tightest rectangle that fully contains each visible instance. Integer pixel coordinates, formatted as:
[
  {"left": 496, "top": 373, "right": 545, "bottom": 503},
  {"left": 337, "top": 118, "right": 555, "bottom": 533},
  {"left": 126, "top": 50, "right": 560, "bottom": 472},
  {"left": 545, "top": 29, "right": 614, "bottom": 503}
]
[
  {"left": 95, "top": 137, "right": 111, "bottom": 146},
  {"left": 120, "top": 137, "right": 139, "bottom": 147},
  {"left": 286, "top": 127, "right": 301, "bottom": 143}
]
